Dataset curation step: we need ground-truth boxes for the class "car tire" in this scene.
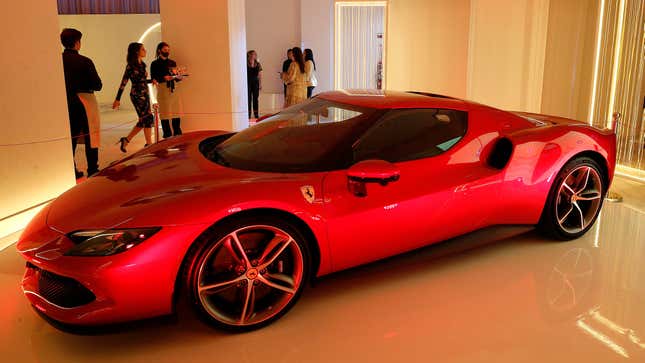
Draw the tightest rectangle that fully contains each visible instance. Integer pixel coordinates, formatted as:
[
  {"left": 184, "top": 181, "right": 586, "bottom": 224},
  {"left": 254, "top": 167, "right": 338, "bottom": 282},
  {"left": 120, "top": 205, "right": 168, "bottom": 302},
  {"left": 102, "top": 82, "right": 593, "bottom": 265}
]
[
  {"left": 538, "top": 156, "right": 606, "bottom": 240},
  {"left": 183, "top": 215, "right": 311, "bottom": 332}
]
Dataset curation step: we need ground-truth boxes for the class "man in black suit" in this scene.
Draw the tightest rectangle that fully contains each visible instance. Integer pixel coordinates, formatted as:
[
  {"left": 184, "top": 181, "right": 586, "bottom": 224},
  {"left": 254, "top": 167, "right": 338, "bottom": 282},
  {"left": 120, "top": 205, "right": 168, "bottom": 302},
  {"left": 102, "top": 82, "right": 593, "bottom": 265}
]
[
  {"left": 61, "top": 28, "right": 102, "bottom": 178},
  {"left": 281, "top": 48, "right": 293, "bottom": 97}
]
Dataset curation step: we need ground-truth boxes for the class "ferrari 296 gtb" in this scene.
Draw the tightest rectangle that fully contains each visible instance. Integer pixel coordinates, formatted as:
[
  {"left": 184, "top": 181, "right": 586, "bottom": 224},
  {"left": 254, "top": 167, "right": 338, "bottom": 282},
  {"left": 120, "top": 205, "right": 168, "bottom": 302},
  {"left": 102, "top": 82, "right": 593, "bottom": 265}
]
[{"left": 17, "top": 90, "right": 616, "bottom": 331}]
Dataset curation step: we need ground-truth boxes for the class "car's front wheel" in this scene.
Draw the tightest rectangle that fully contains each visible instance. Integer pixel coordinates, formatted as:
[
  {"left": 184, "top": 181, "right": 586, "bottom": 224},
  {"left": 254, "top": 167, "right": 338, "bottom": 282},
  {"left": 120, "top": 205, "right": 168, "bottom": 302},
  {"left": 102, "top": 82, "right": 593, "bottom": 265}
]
[
  {"left": 539, "top": 156, "right": 606, "bottom": 240},
  {"left": 184, "top": 216, "right": 310, "bottom": 331}
]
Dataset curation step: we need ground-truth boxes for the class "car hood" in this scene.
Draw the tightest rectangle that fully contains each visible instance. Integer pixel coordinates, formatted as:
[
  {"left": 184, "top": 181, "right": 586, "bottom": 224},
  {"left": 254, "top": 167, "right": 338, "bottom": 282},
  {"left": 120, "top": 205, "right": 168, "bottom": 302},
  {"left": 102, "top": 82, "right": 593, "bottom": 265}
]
[{"left": 46, "top": 131, "right": 311, "bottom": 232}]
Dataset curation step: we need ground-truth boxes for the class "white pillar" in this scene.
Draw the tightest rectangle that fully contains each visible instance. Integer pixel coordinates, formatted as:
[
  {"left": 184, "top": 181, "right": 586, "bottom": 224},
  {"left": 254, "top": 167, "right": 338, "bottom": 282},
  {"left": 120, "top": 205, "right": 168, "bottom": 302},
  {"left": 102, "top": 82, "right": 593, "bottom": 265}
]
[
  {"left": 0, "top": 1, "right": 76, "bottom": 238},
  {"left": 159, "top": 0, "right": 248, "bottom": 131}
]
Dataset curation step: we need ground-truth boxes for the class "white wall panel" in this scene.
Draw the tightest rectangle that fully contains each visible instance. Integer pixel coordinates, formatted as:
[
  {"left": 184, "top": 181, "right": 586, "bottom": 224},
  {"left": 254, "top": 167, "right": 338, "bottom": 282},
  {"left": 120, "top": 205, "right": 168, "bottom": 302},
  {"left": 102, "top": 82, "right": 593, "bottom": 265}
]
[
  {"left": 245, "top": 0, "right": 301, "bottom": 95},
  {"left": 0, "top": 0, "right": 76, "bottom": 237},
  {"left": 467, "top": 0, "right": 549, "bottom": 111},
  {"left": 387, "top": 0, "right": 470, "bottom": 98}
]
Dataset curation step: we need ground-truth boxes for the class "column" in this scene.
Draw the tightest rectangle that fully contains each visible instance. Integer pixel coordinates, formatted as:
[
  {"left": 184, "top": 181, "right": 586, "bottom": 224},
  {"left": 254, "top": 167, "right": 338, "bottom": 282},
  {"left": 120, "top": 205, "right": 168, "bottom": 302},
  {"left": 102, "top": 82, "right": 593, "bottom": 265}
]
[
  {"left": 0, "top": 1, "right": 76, "bottom": 238},
  {"left": 159, "top": 0, "right": 248, "bottom": 131}
]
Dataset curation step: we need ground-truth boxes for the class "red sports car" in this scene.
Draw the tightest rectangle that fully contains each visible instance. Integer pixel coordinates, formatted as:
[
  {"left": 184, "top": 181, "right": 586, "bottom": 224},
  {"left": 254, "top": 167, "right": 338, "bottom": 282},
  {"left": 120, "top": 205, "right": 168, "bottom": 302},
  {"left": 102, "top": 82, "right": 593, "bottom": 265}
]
[{"left": 17, "top": 90, "right": 616, "bottom": 331}]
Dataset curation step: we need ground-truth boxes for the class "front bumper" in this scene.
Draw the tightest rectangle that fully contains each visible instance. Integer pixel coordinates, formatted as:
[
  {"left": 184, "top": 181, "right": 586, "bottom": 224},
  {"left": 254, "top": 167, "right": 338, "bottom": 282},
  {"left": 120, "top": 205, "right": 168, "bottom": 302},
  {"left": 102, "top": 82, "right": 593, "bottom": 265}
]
[{"left": 17, "top": 210, "right": 207, "bottom": 325}]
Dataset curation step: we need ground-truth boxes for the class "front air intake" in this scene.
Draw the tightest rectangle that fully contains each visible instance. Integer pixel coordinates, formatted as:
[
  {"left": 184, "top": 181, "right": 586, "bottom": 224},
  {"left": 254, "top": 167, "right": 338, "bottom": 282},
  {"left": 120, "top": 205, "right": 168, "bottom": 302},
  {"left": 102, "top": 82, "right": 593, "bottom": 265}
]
[{"left": 33, "top": 266, "right": 96, "bottom": 308}]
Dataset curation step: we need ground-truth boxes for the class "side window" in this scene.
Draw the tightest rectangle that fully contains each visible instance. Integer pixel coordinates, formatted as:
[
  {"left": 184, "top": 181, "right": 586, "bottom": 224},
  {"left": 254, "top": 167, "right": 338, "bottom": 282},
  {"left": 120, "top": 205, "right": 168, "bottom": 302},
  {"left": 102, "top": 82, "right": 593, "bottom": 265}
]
[{"left": 353, "top": 109, "right": 467, "bottom": 163}]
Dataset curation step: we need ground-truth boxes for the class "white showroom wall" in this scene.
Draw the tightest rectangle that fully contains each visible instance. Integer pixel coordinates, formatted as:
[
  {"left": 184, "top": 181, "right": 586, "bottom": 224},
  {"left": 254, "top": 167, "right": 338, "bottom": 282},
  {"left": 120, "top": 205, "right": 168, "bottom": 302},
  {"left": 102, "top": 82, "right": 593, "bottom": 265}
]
[
  {"left": 387, "top": 0, "right": 470, "bottom": 97},
  {"left": 467, "top": 0, "right": 549, "bottom": 112},
  {"left": 160, "top": 0, "right": 248, "bottom": 132},
  {"left": 244, "top": 0, "right": 335, "bottom": 96},
  {"left": 245, "top": 0, "right": 302, "bottom": 112},
  {"left": 301, "top": 0, "right": 334, "bottom": 93},
  {"left": 245, "top": 0, "right": 301, "bottom": 95},
  {"left": 58, "top": 14, "right": 162, "bottom": 107},
  {"left": 246, "top": 0, "right": 470, "bottom": 98},
  {"left": 0, "top": 1, "right": 76, "bottom": 239}
]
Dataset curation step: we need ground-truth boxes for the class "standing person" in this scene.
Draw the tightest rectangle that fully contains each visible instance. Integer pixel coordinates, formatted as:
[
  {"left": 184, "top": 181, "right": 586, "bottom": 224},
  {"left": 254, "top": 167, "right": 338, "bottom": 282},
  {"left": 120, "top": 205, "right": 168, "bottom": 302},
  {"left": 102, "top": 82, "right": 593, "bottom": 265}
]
[
  {"left": 304, "top": 48, "right": 317, "bottom": 99},
  {"left": 284, "top": 47, "right": 307, "bottom": 107},
  {"left": 151, "top": 41, "right": 183, "bottom": 138},
  {"left": 60, "top": 28, "right": 102, "bottom": 178},
  {"left": 281, "top": 48, "right": 293, "bottom": 97},
  {"left": 246, "top": 50, "right": 262, "bottom": 119},
  {"left": 113, "top": 42, "right": 154, "bottom": 152}
]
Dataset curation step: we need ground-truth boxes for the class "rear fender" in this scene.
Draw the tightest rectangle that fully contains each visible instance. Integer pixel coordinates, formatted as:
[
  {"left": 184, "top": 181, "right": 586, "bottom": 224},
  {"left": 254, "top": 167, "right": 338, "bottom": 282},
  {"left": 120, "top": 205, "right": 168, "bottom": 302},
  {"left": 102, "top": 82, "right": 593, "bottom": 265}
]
[{"left": 489, "top": 125, "right": 614, "bottom": 225}]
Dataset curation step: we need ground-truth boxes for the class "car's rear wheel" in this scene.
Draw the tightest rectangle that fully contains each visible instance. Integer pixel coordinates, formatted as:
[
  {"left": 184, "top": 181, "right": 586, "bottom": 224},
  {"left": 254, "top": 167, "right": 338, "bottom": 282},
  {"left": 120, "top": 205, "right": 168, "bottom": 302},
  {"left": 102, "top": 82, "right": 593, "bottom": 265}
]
[
  {"left": 184, "top": 216, "right": 310, "bottom": 331},
  {"left": 539, "top": 157, "right": 606, "bottom": 240}
]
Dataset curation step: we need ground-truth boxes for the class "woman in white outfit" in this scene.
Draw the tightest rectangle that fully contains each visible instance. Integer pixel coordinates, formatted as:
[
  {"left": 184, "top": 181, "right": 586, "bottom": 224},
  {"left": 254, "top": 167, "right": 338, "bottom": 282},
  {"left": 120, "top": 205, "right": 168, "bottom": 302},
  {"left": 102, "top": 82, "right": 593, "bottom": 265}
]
[{"left": 304, "top": 48, "right": 317, "bottom": 98}]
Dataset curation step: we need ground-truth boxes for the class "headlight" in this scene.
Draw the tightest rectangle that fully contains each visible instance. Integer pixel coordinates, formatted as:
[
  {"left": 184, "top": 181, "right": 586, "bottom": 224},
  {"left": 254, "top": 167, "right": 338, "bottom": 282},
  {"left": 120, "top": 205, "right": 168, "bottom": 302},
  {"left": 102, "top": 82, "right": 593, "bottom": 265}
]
[{"left": 65, "top": 228, "right": 161, "bottom": 256}]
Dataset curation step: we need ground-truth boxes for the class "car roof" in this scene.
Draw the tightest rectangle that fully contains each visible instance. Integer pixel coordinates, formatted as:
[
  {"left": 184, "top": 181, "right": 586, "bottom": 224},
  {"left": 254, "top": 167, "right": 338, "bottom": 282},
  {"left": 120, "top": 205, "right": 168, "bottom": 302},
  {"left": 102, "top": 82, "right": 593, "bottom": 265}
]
[{"left": 316, "top": 89, "right": 474, "bottom": 111}]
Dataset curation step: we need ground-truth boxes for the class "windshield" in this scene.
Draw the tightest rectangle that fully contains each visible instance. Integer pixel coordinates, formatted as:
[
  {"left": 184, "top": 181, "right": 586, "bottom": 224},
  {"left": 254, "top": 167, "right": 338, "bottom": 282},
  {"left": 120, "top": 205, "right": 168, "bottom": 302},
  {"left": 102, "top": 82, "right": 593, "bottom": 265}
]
[{"left": 201, "top": 98, "right": 380, "bottom": 172}]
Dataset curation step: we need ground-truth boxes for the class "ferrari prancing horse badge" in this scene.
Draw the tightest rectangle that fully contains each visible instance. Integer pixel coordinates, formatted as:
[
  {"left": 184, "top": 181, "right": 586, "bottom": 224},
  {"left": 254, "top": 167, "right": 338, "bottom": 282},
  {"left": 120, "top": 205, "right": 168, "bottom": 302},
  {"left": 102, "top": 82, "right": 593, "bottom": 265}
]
[{"left": 300, "top": 185, "right": 315, "bottom": 203}]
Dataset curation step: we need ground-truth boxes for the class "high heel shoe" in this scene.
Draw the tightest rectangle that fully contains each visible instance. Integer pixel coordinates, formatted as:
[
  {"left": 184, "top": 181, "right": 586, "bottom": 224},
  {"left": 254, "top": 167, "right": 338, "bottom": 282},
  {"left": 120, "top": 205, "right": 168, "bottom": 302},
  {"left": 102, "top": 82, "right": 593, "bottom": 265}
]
[{"left": 117, "top": 137, "right": 129, "bottom": 153}]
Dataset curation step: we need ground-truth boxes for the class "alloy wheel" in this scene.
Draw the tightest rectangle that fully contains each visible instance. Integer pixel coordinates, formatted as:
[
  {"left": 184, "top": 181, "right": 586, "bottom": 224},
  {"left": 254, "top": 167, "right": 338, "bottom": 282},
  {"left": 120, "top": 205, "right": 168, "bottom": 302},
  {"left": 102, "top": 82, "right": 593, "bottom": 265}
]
[
  {"left": 195, "top": 225, "right": 304, "bottom": 326},
  {"left": 555, "top": 166, "right": 603, "bottom": 234},
  {"left": 546, "top": 247, "right": 593, "bottom": 312}
]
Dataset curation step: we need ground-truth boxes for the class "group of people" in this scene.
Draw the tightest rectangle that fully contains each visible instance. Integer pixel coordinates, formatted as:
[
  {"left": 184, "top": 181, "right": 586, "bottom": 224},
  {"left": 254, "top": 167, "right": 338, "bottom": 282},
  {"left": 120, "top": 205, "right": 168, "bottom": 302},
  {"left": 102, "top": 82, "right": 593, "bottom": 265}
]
[
  {"left": 246, "top": 47, "right": 317, "bottom": 119},
  {"left": 113, "top": 41, "right": 184, "bottom": 153},
  {"left": 60, "top": 28, "right": 184, "bottom": 178},
  {"left": 62, "top": 28, "right": 318, "bottom": 179}
]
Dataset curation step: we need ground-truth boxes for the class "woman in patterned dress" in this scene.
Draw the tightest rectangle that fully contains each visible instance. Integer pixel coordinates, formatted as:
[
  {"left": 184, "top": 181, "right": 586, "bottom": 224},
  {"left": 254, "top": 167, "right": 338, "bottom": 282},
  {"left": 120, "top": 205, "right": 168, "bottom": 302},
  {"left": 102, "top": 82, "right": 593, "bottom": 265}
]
[{"left": 113, "top": 42, "right": 154, "bottom": 153}]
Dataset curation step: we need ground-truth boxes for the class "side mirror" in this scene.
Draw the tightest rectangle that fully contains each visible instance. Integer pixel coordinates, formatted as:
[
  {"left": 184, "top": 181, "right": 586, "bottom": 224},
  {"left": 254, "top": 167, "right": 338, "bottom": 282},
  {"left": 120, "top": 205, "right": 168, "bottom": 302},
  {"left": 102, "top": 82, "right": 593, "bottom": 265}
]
[{"left": 347, "top": 160, "right": 400, "bottom": 197}]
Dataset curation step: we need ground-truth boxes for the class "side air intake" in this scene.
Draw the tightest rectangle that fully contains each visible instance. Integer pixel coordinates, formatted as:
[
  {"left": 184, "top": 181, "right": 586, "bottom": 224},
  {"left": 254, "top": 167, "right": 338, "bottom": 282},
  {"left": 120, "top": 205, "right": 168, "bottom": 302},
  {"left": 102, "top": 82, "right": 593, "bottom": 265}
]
[{"left": 488, "top": 138, "right": 513, "bottom": 169}]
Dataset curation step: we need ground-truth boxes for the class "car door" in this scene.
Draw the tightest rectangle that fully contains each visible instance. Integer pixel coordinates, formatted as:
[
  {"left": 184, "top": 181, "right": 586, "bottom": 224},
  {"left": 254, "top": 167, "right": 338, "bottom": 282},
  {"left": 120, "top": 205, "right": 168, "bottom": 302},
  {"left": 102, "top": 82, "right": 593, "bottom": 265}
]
[{"left": 322, "top": 108, "right": 503, "bottom": 272}]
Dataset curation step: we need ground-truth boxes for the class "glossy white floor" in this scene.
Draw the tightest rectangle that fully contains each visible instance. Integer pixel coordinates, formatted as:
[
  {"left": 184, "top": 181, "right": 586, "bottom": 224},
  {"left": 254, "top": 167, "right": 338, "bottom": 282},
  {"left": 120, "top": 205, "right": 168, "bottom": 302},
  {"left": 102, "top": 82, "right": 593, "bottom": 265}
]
[{"left": 1, "top": 125, "right": 644, "bottom": 362}]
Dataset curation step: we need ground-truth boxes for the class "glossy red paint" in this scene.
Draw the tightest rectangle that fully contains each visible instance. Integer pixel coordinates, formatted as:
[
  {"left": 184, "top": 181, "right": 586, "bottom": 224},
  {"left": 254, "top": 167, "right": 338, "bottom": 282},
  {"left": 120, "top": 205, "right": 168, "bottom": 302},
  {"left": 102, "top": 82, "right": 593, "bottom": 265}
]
[{"left": 17, "top": 90, "right": 615, "bottom": 326}]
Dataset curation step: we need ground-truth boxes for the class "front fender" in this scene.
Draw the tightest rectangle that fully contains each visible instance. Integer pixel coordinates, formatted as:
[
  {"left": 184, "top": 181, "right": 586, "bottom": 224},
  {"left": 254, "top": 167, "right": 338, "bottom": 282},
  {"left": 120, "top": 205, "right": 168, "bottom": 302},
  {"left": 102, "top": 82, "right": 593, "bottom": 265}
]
[{"left": 127, "top": 176, "right": 333, "bottom": 277}]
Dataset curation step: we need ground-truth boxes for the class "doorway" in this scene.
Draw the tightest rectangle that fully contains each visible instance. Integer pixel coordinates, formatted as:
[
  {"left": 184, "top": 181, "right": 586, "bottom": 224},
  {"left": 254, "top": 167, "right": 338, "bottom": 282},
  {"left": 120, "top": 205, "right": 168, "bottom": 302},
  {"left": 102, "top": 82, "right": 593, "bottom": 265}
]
[{"left": 334, "top": 1, "right": 387, "bottom": 90}]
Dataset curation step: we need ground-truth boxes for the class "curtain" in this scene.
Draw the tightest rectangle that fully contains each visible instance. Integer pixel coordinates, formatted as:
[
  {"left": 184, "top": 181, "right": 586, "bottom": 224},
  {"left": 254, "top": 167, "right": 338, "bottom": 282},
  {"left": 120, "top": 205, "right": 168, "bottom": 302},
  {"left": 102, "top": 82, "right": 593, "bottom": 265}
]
[
  {"left": 589, "top": 0, "right": 645, "bottom": 172},
  {"left": 57, "top": 0, "right": 159, "bottom": 14},
  {"left": 336, "top": 3, "right": 386, "bottom": 90}
]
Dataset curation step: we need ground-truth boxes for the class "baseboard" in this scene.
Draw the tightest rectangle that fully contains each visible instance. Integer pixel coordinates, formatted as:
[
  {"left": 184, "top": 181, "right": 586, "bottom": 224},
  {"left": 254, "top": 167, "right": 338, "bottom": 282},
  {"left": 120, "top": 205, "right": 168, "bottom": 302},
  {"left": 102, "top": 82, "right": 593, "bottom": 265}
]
[{"left": 615, "top": 165, "right": 645, "bottom": 184}]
